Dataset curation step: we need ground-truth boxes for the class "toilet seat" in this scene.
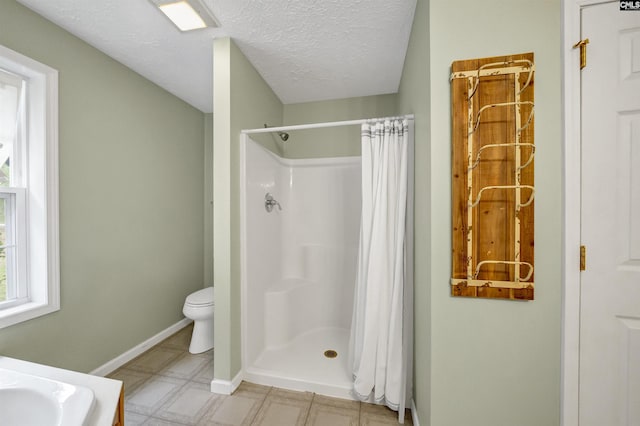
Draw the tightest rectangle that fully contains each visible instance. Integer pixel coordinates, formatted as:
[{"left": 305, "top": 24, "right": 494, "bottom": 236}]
[{"left": 185, "top": 287, "right": 214, "bottom": 307}]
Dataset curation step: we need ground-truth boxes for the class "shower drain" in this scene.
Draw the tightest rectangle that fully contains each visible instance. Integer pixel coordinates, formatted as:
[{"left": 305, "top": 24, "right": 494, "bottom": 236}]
[{"left": 324, "top": 349, "right": 338, "bottom": 359}]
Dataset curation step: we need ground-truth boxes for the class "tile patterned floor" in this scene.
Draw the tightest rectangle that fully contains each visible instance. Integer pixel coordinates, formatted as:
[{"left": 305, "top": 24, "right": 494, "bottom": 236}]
[{"left": 109, "top": 324, "right": 413, "bottom": 426}]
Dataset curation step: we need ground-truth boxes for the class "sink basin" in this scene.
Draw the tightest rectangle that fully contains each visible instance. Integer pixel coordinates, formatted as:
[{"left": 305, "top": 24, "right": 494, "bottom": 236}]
[{"left": 0, "top": 367, "right": 95, "bottom": 426}]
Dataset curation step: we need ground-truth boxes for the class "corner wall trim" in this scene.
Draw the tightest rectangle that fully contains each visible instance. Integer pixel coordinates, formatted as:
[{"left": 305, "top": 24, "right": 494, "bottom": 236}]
[
  {"left": 211, "top": 370, "right": 243, "bottom": 395},
  {"left": 411, "top": 399, "right": 421, "bottom": 426},
  {"left": 90, "top": 318, "right": 192, "bottom": 377}
]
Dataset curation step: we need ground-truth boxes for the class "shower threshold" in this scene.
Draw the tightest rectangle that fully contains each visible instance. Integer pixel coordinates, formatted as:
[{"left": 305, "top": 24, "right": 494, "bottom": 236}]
[{"left": 244, "top": 327, "right": 354, "bottom": 400}]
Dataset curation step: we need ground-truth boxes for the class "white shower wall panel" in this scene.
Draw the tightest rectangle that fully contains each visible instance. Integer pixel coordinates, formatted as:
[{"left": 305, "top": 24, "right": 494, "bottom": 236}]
[
  {"left": 245, "top": 139, "right": 282, "bottom": 365},
  {"left": 244, "top": 138, "right": 361, "bottom": 365},
  {"left": 282, "top": 159, "right": 361, "bottom": 250},
  {"left": 279, "top": 158, "right": 361, "bottom": 338}
]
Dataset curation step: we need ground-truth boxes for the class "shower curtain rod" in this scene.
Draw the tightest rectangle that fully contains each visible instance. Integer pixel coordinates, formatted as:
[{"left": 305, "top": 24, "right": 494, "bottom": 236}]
[{"left": 241, "top": 114, "right": 415, "bottom": 135}]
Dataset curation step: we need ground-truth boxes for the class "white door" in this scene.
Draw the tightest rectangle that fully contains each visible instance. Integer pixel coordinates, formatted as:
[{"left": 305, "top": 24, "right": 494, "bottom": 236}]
[{"left": 580, "top": 2, "right": 640, "bottom": 425}]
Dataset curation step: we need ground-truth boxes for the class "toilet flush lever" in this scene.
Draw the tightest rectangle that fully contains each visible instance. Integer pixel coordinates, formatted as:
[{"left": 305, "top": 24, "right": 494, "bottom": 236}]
[{"left": 265, "top": 193, "right": 282, "bottom": 212}]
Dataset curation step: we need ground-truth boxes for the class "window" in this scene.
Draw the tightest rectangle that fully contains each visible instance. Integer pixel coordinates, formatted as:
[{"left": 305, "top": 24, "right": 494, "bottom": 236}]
[{"left": 0, "top": 44, "right": 59, "bottom": 329}]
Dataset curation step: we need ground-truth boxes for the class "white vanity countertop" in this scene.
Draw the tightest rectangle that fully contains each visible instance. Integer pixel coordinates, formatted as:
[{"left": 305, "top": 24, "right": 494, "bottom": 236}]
[{"left": 0, "top": 356, "right": 122, "bottom": 426}]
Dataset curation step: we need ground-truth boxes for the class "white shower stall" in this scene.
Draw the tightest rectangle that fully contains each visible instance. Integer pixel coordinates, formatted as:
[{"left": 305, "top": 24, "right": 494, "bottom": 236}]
[
  {"left": 240, "top": 117, "right": 414, "bottom": 411},
  {"left": 240, "top": 134, "right": 361, "bottom": 398}
]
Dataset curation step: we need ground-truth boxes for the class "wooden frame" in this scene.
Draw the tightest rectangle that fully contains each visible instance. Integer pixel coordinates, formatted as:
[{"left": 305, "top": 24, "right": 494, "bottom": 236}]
[
  {"left": 112, "top": 385, "right": 124, "bottom": 425},
  {"left": 450, "top": 53, "right": 535, "bottom": 300}
]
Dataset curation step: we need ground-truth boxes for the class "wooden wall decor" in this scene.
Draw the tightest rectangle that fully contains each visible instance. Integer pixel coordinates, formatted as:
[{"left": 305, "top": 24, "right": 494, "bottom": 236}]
[{"left": 450, "top": 53, "right": 535, "bottom": 301}]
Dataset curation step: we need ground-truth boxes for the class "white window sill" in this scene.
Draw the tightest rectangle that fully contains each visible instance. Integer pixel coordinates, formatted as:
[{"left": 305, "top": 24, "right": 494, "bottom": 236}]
[{"left": 0, "top": 300, "right": 59, "bottom": 330}]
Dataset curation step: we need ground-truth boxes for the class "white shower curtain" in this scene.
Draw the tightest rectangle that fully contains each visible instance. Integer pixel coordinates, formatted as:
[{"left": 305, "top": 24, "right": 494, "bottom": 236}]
[{"left": 349, "top": 118, "right": 411, "bottom": 420}]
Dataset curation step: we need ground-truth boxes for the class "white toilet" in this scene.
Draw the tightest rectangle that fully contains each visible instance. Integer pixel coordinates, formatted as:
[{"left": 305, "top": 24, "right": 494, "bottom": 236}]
[{"left": 182, "top": 286, "right": 214, "bottom": 354}]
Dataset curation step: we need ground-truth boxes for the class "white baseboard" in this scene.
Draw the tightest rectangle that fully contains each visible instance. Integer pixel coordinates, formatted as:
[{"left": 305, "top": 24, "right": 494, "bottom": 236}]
[
  {"left": 411, "top": 399, "right": 420, "bottom": 426},
  {"left": 211, "top": 370, "right": 243, "bottom": 395},
  {"left": 90, "top": 318, "right": 192, "bottom": 377}
]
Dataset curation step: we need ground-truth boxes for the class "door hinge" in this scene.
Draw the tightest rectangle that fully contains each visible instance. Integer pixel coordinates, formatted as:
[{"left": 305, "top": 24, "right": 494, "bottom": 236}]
[
  {"left": 573, "top": 39, "right": 589, "bottom": 70},
  {"left": 580, "top": 245, "right": 586, "bottom": 271}
]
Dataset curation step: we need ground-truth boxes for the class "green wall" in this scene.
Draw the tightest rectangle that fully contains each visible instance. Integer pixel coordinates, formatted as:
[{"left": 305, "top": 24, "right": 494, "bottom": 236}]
[
  {"left": 282, "top": 95, "right": 397, "bottom": 158},
  {"left": 396, "top": 0, "right": 431, "bottom": 422},
  {"left": 397, "top": 0, "right": 562, "bottom": 424},
  {"left": 0, "top": 0, "right": 205, "bottom": 373},
  {"left": 213, "top": 38, "right": 283, "bottom": 381}
]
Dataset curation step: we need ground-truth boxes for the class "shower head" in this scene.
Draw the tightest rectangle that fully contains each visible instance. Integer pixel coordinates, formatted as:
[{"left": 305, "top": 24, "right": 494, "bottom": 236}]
[
  {"left": 264, "top": 123, "right": 290, "bottom": 142},
  {"left": 278, "top": 131, "right": 289, "bottom": 142}
]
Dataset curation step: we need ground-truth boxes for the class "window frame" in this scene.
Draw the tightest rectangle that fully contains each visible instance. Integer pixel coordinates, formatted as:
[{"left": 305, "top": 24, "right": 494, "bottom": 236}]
[
  {"left": 0, "top": 44, "right": 59, "bottom": 329},
  {"left": 0, "top": 189, "right": 28, "bottom": 310}
]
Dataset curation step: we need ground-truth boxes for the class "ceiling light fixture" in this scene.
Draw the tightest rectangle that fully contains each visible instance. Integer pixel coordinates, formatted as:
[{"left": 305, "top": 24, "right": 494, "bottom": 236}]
[{"left": 149, "top": 0, "right": 219, "bottom": 32}]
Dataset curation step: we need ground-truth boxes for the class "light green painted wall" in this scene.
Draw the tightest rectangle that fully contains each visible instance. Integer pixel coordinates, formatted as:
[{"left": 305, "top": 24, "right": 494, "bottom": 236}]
[
  {"left": 282, "top": 95, "right": 397, "bottom": 158},
  {"left": 428, "top": 1, "right": 562, "bottom": 425},
  {"left": 0, "top": 0, "right": 205, "bottom": 372},
  {"left": 396, "top": 0, "right": 431, "bottom": 423},
  {"left": 213, "top": 38, "right": 283, "bottom": 380}
]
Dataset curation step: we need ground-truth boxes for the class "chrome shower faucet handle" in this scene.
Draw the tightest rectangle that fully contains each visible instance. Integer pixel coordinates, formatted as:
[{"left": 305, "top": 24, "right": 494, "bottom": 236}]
[{"left": 264, "top": 193, "right": 282, "bottom": 212}]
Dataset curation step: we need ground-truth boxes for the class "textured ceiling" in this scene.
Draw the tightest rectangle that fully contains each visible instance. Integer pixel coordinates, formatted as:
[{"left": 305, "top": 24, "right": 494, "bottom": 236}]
[{"left": 14, "top": 0, "right": 417, "bottom": 113}]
